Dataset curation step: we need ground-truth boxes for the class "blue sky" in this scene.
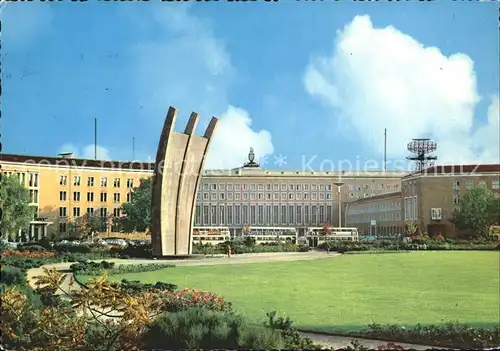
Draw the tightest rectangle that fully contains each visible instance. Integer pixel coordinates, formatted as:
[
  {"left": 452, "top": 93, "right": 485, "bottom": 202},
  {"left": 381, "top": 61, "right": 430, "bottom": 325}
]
[{"left": 1, "top": 1, "right": 499, "bottom": 171}]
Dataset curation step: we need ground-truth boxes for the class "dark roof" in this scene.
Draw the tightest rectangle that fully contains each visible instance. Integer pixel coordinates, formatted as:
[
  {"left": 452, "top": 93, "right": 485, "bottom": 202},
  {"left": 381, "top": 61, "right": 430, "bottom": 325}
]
[
  {"left": 403, "top": 164, "right": 500, "bottom": 179},
  {"left": 349, "top": 191, "right": 402, "bottom": 204},
  {"left": 0, "top": 153, "right": 155, "bottom": 171}
]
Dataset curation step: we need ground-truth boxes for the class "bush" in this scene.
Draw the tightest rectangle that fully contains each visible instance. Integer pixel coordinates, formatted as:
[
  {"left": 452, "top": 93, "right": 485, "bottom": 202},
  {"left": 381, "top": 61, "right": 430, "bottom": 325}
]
[
  {"left": 116, "top": 279, "right": 178, "bottom": 294},
  {"left": 0, "top": 265, "right": 27, "bottom": 285},
  {"left": 16, "top": 244, "right": 47, "bottom": 252},
  {"left": 53, "top": 243, "right": 92, "bottom": 253},
  {"left": 71, "top": 261, "right": 174, "bottom": 276},
  {"left": 142, "top": 308, "right": 284, "bottom": 350},
  {"left": 70, "top": 260, "right": 116, "bottom": 274},
  {"left": 361, "top": 322, "right": 500, "bottom": 349},
  {"left": 160, "top": 288, "right": 233, "bottom": 313},
  {"left": 192, "top": 241, "right": 303, "bottom": 255},
  {"left": 0, "top": 256, "right": 60, "bottom": 270},
  {"left": 265, "top": 311, "right": 317, "bottom": 349},
  {"left": 110, "top": 243, "right": 152, "bottom": 259}
]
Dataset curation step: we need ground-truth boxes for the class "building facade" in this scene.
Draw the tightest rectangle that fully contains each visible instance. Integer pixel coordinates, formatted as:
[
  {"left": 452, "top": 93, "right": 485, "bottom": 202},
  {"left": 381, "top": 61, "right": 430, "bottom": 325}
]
[
  {"left": 402, "top": 164, "right": 500, "bottom": 236},
  {"left": 194, "top": 156, "right": 405, "bottom": 236},
  {"left": 345, "top": 164, "right": 500, "bottom": 238},
  {"left": 345, "top": 191, "right": 403, "bottom": 236},
  {"left": 1, "top": 153, "right": 154, "bottom": 241},
  {"left": 0, "top": 152, "right": 406, "bottom": 241}
]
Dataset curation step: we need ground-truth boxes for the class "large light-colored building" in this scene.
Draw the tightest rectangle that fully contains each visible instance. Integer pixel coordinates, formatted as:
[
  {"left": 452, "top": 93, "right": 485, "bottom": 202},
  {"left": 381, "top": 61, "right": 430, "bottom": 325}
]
[{"left": 0, "top": 151, "right": 406, "bottom": 240}]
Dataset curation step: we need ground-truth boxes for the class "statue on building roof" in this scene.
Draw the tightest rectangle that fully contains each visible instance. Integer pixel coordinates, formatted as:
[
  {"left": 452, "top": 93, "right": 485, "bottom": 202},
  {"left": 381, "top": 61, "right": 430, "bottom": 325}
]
[{"left": 243, "top": 147, "right": 260, "bottom": 168}]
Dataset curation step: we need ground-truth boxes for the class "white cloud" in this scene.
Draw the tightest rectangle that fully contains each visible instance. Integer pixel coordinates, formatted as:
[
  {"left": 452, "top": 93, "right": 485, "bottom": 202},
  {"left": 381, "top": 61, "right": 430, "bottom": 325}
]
[
  {"left": 204, "top": 106, "right": 274, "bottom": 170},
  {"left": 304, "top": 15, "right": 499, "bottom": 165},
  {"left": 131, "top": 5, "right": 274, "bottom": 169},
  {"left": 59, "top": 143, "right": 111, "bottom": 160}
]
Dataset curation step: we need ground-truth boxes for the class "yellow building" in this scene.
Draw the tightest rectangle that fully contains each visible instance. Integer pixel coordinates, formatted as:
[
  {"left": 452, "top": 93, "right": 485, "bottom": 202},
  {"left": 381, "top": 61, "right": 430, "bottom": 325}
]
[{"left": 1, "top": 153, "right": 153, "bottom": 241}]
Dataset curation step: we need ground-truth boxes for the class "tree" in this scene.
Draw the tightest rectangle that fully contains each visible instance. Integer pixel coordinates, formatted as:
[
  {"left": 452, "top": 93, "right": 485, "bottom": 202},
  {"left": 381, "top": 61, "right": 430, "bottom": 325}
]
[
  {"left": 404, "top": 220, "right": 419, "bottom": 236},
  {"left": 452, "top": 187, "right": 498, "bottom": 237},
  {"left": 1, "top": 268, "right": 165, "bottom": 351},
  {"left": 74, "top": 213, "right": 102, "bottom": 240},
  {"left": 118, "top": 178, "right": 152, "bottom": 234},
  {"left": 0, "top": 174, "right": 35, "bottom": 240}
]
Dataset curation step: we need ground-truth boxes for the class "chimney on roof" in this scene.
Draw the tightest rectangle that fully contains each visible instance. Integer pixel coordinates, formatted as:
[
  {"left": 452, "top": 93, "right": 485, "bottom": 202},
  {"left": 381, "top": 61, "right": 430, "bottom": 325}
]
[{"left": 59, "top": 152, "right": 74, "bottom": 159}]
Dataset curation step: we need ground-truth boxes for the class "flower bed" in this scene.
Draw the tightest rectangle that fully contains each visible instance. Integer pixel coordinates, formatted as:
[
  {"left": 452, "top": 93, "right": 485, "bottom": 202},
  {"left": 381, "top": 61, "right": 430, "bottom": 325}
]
[
  {"left": 159, "top": 288, "right": 233, "bottom": 313},
  {"left": 2, "top": 249, "right": 57, "bottom": 258}
]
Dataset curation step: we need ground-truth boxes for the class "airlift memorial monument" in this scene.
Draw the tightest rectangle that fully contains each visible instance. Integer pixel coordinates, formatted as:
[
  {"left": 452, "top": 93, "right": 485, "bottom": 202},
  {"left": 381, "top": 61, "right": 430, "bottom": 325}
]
[{"left": 151, "top": 107, "right": 218, "bottom": 257}]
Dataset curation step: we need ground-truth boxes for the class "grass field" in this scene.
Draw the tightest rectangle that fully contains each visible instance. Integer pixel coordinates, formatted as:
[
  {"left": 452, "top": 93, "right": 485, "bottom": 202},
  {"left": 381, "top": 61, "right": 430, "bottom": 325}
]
[{"left": 79, "top": 252, "right": 500, "bottom": 332}]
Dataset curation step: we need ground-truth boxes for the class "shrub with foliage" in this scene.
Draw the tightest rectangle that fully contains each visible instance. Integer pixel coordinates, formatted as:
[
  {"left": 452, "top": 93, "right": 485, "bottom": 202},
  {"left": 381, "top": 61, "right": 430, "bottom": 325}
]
[
  {"left": 0, "top": 255, "right": 61, "bottom": 270},
  {"left": 109, "top": 243, "right": 152, "bottom": 259},
  {"left": 1, "top": 269, "right": 166, "bottom": 351},
  {"left": 265, "top": 310, "right": 318, "bottom": 349},
  {"left": 319, "top": 239, "right": 499, "bottom": 253},
  {"left": 15, "top": 244, "right": 48, "bottom": 252},
  {"left": 70, "top": 260, "right": 116, "bottom": 273},
  {"left": 71, "top": 260, "right": 175, "bottom": 276},
  {"left": 0, "top": 265, "right": 27, "bottom": 285},
  {"left": 360, "top": 322, "right": 500, "bottom": 349},
  {"left": 142, "top": 307, "right": 284, "bottom": 350},
  {"left": 192, "top": 241, "right": 301, "bottom": 255},
  {"left": 114, "top": 279, "right": 178, "bottom": 294},
  {"left": 376, "top": 343, "right": 405, "bottom": 350},
  {"left": 160, "top": 288, "right": 233, "bottom": 314}
]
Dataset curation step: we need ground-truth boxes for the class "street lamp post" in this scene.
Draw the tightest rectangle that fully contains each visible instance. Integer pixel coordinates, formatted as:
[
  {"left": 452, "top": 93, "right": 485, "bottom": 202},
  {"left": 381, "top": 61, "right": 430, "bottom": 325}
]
[{"left": 333, "top": 181, "right": 344, "bottom": 228}]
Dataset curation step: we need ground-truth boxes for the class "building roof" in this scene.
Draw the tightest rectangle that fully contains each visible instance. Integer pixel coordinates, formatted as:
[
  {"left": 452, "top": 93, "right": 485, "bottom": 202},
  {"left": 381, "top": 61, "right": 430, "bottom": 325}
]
[
  {"left": 403, "top": 164, "right": 500, "bottom": 179},
  {"left": 0, "top": 153, "right": 155, "bottom": 171},
  {"left": 1, "top": 152, "right": 408, "bottom": 178},
  {"left": 349, "top": 191, "right": 402, "bottom": 205}
]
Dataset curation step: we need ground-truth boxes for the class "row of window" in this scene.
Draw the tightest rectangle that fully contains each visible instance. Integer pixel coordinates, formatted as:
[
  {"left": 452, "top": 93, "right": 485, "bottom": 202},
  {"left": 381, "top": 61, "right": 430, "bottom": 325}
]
[
  {"left": 58, "top": 217, "right": 120, "bottom": 233},
  {"left": 202, "top": 183, "right": 335, "bottom": 192},
  {"left": 452, "top": 179, "right": 499, "bottom": 190},
  {"left": 59, "top": 175, "right": 134, "bottom": 188},
  {"left": 3, "top": 172, "right": 39, "bottom": 187},
  {"left": 202, "top": 182, "right": 401, "bottom": 193},
  {"left": 58, "top": 207, "right": 121, "bottom": 218},
  {"left": 348, "top": 201, "right": 402, "bottom": 215},
  {"left": 198, "top": 191, "right": 334, "bottom": 202},
  {"left": 348, "top": 184, "right": 399, "bottom": 191},
  {"left": 59, "top": 191, "right": 132, "bottom": 203},
  {"left": 347, "top": 212, "right": 402, "bottom": 224},
  {"left": 194, "top": 204, "right": 334, "bottom": 226},
  {"left": 361, "top": 226, "right": 404, "bottom": 235}
]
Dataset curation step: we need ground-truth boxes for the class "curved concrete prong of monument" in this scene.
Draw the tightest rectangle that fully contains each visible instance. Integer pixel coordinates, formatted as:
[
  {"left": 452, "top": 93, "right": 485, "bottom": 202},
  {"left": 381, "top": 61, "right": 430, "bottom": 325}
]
[
  {"left": 151, "top": 107, "right": 218, "bottom": 257},
  {"left": 184, "top": 112, "right": 199, "bottom": 135},
  {"left": 151, "top": 106, "right": 177, "bottom": 257}
]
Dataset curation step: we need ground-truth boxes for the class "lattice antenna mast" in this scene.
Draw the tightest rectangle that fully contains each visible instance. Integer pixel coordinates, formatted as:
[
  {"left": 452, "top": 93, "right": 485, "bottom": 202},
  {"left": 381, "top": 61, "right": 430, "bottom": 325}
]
[{"left": 406, "top": 138, "right": 438, "bottom": 172}]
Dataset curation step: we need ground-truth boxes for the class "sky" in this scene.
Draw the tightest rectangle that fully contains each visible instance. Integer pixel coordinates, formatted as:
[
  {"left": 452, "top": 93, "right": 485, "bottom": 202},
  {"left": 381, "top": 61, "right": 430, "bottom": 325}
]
[{"left": 1, "top": 1, "right": 499, "bottom": 172}]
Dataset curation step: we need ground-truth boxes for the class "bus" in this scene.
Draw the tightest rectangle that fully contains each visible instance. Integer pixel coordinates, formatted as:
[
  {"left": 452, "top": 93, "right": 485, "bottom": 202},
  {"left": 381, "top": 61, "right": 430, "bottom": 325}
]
[
  {"left": 306, "top": 227, "right": 359, "bottom": 247},
  {"left": 243, "top": 227, "right": 298, "bottom": 245},
  {"left": 192, "top": 226, "right": 231, "bottom": 245}
]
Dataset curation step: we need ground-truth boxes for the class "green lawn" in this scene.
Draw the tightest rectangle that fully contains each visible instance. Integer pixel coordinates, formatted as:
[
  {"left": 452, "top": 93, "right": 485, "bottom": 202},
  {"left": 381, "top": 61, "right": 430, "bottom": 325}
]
[{"left": 79, "top": 252, "right": 500, "bottom": 332}]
